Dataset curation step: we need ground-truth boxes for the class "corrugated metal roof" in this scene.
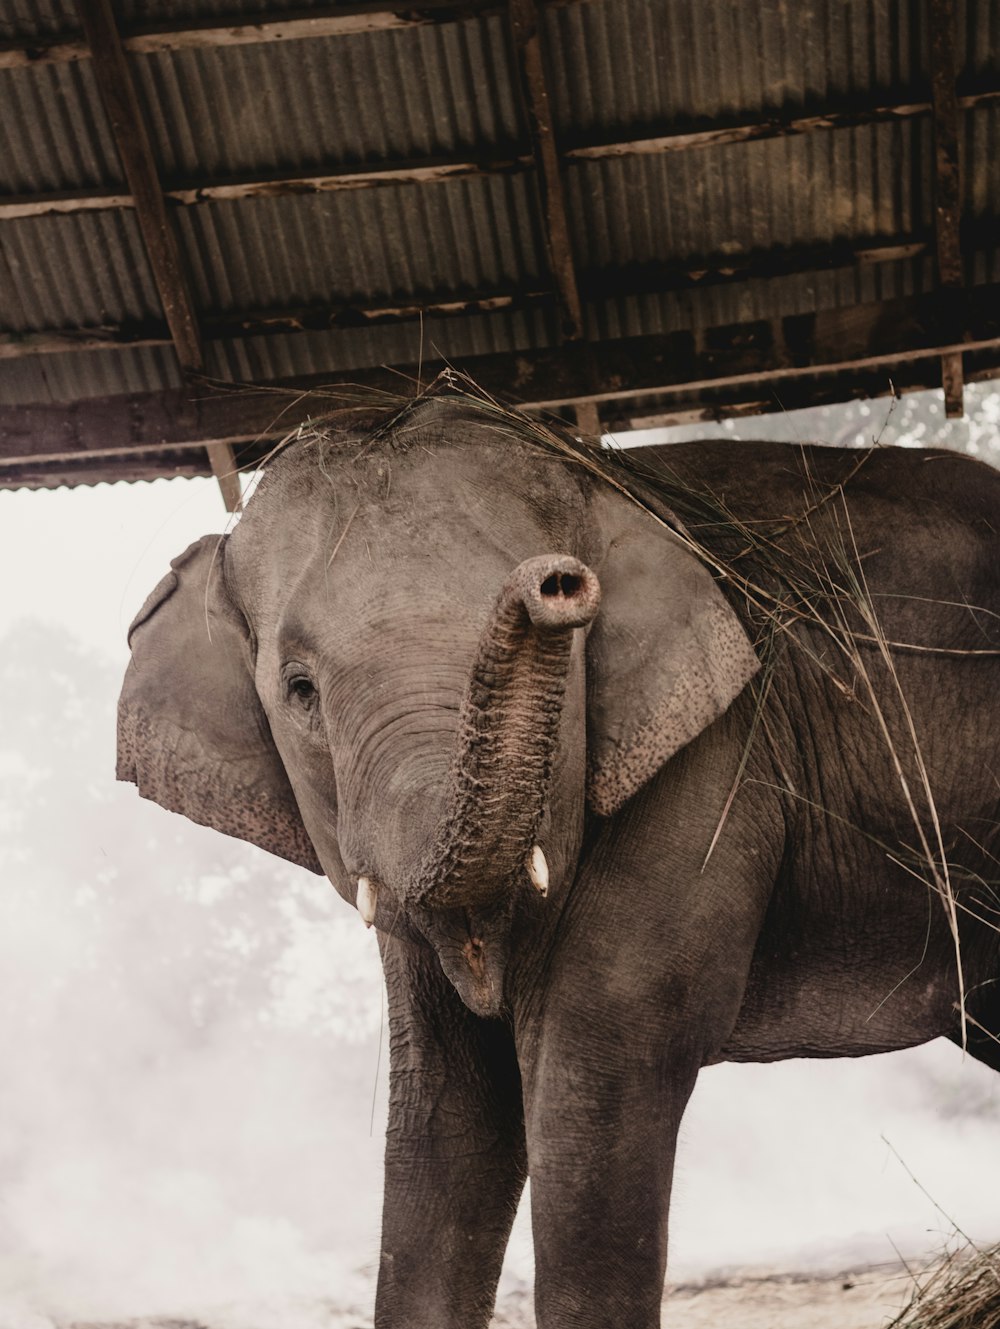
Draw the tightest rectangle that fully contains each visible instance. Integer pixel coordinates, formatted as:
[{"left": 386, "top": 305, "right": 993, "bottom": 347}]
[
  {"left": 2, "top": 0, "right": 999, "bottom": 489},
  {"left": 0, "top": 62, "right": 124, "bottom": 193},
  {"left": 0, "top": 0, "right": 80, "bottom": 40},
  {"left": 131, "top": 16, "right": 524, "bottom": 179},
  {"left": 545, "top": 0, "right": 927, "bottom": 131},
  {"left": 566, "top": 116, "right": 933, "bottom": 270},
  {"left": 174, "top": 175, "right": 547, "bottom": 312},
  {"left": 31, "top": 343, "right": 182, "bottom": 402},
  {"left": 1, "top": 210, "right": 161, "bottom": 329}
]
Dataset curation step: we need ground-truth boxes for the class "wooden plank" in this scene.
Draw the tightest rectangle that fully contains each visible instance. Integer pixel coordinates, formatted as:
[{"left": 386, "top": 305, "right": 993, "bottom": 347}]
[
  {"left": 0, "top": 327, "right": 172, "bottom": 359},
  {"left": 0, "top": 285, "right": 556, "bottom": 359},
  {"left": 929, "top": 0, "right": 965, "bottom": 417},
  {"left": 5, "top": 87, "right": 1000, "bottom": 222},
  {"left": 508, "top": 0, "right": 583, "bottom": 340},
  {"left": 6, "top": 283, "right": 1000, "bottom": 477},
  {"left": 0, "top": 155, "right": 530, "bottom": 219},
  {"left": 0, "top": 188, "right": 136, "bottom": 221},
  {"left": 18, "top": 223, "right": 1000, "bottom": 364},
  {"left": 0, "top": 0, "right": 585, "bottom": 68}
]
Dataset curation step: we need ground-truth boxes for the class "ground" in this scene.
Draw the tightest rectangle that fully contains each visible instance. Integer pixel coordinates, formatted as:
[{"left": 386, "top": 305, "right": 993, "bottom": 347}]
[{"left": 54, "top": 1264, "right": 916, "bottom": 1329}]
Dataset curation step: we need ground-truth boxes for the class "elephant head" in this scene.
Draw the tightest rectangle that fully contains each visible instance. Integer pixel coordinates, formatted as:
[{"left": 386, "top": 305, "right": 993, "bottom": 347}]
[{"left": 118, "top": 394, "right": 759, "bottom": 1016}]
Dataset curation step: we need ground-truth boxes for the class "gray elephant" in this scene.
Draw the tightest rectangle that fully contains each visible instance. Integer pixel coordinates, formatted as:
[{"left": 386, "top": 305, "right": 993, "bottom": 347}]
[{"left": 118, "top": 384, "right": 1000, "bottom": 1328}]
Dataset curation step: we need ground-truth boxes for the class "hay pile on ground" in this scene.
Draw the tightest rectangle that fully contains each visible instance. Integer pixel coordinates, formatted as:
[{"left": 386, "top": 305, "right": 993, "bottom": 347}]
[{"left": 888, "top": 1242, "right": 1000, "bottom": 1329}]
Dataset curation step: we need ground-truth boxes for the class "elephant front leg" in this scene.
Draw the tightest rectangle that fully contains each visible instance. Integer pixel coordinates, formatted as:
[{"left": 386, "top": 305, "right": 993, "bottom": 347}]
[
  {"left": 521, "top": 1010, "right": 699, "bottom": 1328},
  {"left": 515, "top": 751, "right": 779, "bottom": 1328},
  {"left": 375, "top": 936, "right": 527, "bottom": 1329}
]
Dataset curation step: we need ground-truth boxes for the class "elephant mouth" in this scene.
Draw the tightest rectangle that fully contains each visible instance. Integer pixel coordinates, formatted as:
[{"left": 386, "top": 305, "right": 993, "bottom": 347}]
[{"left": 410, "top": 897, "right": 515, "bottom": 1018}]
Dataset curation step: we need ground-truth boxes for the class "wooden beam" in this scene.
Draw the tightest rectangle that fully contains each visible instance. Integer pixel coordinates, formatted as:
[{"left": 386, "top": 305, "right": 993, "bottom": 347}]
[
  {"left": 0, "top": 0, "right": 586, "bottom": 68},
  {"left": 6, "top": 282, "right": 1000, "bottom": 480},
  {"left": 565, "top": 98, "right": 928, "bottom": 160},
  {"left": 0, "top": 154, "right": 531, "bottom": 220},
  {"left": 929, "top": 0, "right": 965, "bottom": 417},
  {"left": 17, "top": 224, "right": 1000, "bottom": 364},
  {"left": 5, "top": 85, "right": 999, "bottom": 223},
  {"left": 0, "top": 284, "right": 556, "bottom": 359},
  {"left": 11, "top": 351, "right": 1000, "bottom": 492},
  {"left": 73, "top": 0, "right": 240, "bottom": 509},
  {"left": 508, "top": 0, "right": 584, "bottom": 340}
]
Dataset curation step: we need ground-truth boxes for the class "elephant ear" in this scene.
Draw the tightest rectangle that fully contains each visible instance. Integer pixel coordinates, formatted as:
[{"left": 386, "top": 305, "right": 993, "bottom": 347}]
[
  {"left": 585, "top": 486, "right": 760, "bottom": 817},
  {"left": 117, "top": 534, "right": 322, "bottom": 873}
]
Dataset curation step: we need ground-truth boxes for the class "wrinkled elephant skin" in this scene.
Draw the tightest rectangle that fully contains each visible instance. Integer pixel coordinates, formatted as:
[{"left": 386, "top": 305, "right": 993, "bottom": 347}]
[{"left": 118, "top": 393, "right": 1000, "bottom": 1328}]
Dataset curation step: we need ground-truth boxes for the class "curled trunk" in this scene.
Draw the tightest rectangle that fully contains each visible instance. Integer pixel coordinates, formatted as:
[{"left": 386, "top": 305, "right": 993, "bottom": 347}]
[{"left": 402, "top": 555, "right": 600, "bottom": 911}]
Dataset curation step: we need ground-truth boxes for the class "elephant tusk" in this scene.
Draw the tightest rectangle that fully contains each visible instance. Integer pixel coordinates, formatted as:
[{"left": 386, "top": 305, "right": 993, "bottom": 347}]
[
  {"left": 527, "top": 844, "right": 549, "bottom": 897},
  {"left": 357, "top": 876, "right": 378, "bottom": 927}
]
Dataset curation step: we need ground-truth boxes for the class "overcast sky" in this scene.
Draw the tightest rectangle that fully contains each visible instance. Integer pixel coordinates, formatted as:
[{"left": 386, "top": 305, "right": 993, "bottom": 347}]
[{"left": 1, "top": 398, "right": 999, "bottom": 1327}]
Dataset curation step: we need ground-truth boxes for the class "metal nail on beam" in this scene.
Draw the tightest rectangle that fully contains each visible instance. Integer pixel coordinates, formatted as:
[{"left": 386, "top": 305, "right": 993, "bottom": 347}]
[
  {"left": 929, "top": 0, "right": 965, "bottom": 418},
  {"left": 72, "top": 0, "right": 241, "bottom": 510}
]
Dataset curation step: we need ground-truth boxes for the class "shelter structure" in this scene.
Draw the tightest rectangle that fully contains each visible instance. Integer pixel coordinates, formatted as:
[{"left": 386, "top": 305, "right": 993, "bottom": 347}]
[{"left": 1, "top": 0, "right": 998, "bottom": 508}]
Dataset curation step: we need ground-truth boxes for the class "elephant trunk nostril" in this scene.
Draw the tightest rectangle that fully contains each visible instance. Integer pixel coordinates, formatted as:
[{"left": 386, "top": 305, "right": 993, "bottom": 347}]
[
  {"left": 540, "top": 572, "right": 582, "bottom": 598},
  {"left": 519, "top": 556, "right": 601, "bottom": 630}
]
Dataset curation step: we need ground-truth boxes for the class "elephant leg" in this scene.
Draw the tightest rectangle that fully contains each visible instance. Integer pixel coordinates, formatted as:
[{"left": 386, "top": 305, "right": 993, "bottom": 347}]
[
  {"left": 375, "top": 933, "right": 527, "bottom": 1329},
  {"left": 515, "top": 743, "right": 780, "bottom": 1329},
  {"left": 524, "top": 1026, "right": 698, "bottom": 1328}
]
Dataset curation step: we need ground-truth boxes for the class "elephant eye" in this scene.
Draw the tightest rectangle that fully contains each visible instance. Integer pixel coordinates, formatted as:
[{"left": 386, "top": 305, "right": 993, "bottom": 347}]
[{"left": 285, "top": 671, "right": 317, "bottom": 705}]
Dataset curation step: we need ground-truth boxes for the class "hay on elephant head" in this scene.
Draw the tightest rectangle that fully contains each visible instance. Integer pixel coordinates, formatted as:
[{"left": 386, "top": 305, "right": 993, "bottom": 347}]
[
  {"left": 889, "top": 1241, "right": 1000, "bottom": 1329},
  {"left": 229, "top": 367, "right": 999, "bottom": 1019}
]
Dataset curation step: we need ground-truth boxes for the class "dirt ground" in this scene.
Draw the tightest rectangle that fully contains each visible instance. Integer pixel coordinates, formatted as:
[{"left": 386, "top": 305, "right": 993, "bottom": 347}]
[
  {"left": 492, "top": 1265, "right": 913, "bottom": 1328},
  {"left": 665, "top": 1265, "right": 913, "bottom": 1328},
  {"left": 63, "top": 1263, "right": 917, "bottom": 1329}
]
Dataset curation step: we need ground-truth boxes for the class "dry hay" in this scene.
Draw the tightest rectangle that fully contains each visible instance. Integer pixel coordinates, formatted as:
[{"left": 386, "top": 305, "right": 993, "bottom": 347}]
[{"left": 888, "top": 1241, "right": 1000, "bottom": 1329}]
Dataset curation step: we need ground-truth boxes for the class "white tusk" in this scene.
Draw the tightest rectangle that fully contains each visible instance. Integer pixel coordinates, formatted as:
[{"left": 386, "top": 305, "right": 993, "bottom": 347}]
[
  {"left": 357, "top": 876, "right": 378, "bottom": 927},
  {"left": 527, "top": 844, "right": 549, "bottom": 897}
]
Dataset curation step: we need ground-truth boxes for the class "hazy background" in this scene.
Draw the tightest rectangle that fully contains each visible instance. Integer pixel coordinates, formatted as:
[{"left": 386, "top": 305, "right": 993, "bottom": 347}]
[{"left": 1, "top": 386, "right": 999, "bottom": 1328}]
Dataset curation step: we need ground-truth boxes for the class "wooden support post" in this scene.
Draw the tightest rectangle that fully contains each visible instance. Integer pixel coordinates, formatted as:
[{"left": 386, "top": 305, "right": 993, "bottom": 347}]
[
  {"left": 73, "top": 0, "right": 240, "bottom": 509},
  {"left": 204, "top": 442, "right": 244, "bottom": 513},
  {"left": 929, "top": 0, "right": 965, "bottom": 418},
  {"left": 574, "top": 402, "right": 602, "bottom": 439}
]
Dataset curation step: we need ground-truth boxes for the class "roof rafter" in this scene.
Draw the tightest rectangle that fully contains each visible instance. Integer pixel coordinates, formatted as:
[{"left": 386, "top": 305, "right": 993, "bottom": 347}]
[
  {"left": 73, "top": 0, "right": 239, "bottom": 510},
  {"left": 508, "top": 0, "right": 583, "bottom": 342}
]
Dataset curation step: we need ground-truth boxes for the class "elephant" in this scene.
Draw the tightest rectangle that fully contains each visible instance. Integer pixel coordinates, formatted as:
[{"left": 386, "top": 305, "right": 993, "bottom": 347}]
[{"left": 118, "top": 381, "right": 1000, "bottom": 1328}]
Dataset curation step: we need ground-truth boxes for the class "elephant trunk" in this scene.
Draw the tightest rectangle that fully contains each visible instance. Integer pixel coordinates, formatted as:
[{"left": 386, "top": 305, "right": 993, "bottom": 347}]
[{"left": 402, "top": 554, "right": 600, "bottom": 911}]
